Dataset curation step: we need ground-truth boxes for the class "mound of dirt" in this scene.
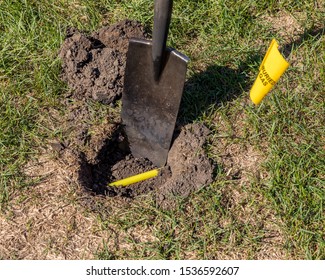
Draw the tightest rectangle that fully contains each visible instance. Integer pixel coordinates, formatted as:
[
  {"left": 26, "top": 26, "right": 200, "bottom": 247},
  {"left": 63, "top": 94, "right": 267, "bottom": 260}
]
[
  {"left": 57, "top": 20, "right": 215, "bottom": 209},
  {"left": 59, "top": 20, "right": 148, "bottom": 104},
  {"left": 157, "top": 124, "right": 214, "bottom": 208}
]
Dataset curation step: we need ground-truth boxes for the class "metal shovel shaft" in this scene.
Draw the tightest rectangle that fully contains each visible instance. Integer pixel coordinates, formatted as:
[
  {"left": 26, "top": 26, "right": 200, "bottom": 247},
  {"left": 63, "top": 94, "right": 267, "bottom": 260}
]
[{"left": 152, "top": 0, "right": 173, "bottom": 80}]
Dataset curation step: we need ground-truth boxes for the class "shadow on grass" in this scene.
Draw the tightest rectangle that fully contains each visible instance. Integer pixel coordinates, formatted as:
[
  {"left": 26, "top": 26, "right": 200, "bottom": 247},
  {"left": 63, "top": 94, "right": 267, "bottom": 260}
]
[
  {"left": 282, "top": 26, "right": 325, "bottom": 57},
  {"left": 178, "top": 55, "right": 261, "bottom": 124}
]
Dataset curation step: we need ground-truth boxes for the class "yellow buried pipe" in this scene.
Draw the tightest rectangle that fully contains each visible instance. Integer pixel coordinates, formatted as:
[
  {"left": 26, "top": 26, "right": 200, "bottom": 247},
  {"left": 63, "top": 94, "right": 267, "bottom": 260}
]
[{"left": 108, "top": 168, "right": 160, "bottom": 187}]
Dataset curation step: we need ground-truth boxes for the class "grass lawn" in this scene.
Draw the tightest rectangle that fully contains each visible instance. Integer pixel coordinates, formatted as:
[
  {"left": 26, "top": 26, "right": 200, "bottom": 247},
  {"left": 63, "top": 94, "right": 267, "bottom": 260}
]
[{"left": 0, "top": 0, "right": 324, "bottom": 259}]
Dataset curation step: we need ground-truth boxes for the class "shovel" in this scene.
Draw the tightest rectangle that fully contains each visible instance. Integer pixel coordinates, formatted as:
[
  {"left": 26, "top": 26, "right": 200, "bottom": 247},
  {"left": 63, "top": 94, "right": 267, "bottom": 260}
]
[{"left": 122, "top": 0, "right": 189, "bottom": 167}]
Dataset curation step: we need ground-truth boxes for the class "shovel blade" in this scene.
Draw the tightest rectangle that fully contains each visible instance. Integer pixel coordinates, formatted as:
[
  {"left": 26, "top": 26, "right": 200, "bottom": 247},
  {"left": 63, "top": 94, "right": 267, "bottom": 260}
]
[{"left": 122, "top": 38, "right": 189, "bottom": 167}]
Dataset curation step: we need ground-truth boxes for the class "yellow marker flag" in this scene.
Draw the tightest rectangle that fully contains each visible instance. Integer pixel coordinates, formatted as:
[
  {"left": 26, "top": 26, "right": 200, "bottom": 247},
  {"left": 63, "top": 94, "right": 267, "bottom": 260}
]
[{"left": 250, "top": 39, "right": 289, "bottom": 105}]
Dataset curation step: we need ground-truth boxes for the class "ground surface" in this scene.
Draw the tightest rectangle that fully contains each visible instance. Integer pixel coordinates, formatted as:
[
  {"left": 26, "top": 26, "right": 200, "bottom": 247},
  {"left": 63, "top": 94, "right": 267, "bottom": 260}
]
[{"left": 0, "top": 1, "right": 324, "bottom": 260}]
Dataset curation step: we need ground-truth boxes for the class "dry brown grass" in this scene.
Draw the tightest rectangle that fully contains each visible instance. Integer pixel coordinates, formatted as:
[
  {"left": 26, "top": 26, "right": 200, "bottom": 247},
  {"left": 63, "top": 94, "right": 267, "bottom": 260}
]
[
  {"left": 1, "top": 149, "right": 126, "bottom": 259},
  {"left": 261, "top": 10, "right": 304, "bottom": 43}
]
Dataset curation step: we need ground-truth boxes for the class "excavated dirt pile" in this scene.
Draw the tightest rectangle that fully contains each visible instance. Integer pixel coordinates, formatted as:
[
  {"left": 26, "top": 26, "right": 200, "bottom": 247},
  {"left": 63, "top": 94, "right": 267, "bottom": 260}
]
[
  {"left": 58, "top": 20, "right": 215, "bottom": 208},
  {"left": 59, "top": 19, "right": 148, "bottom": 104}
]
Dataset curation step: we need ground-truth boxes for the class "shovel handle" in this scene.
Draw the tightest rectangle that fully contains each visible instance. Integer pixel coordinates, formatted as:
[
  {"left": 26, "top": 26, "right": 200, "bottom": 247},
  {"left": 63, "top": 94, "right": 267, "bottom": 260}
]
[{"left": 152, "top": 0, "right": 173, "bottom": 80}]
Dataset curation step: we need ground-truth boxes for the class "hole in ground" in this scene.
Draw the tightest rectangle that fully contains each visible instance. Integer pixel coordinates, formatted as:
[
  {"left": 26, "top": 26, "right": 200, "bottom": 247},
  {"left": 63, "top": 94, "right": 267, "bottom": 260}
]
[
  {"left": 77, "top": 123, "right": 215, "bottom": 209},
  {"left": 78, "top": 124, "right": 171, "bottom": 198}
]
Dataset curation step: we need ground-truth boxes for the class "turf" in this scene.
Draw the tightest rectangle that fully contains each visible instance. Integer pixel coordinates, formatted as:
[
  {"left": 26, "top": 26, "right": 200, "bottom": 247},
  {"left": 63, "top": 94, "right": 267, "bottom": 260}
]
[{"left": 0, "top": 0, "right": 324, "bottom": 259}]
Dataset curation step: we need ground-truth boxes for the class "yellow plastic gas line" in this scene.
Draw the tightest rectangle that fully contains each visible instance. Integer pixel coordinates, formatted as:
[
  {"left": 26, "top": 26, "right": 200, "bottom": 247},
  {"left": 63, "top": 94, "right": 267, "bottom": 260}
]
[{"left": 108, "top": 168, "right": 160, "bottom": 187}]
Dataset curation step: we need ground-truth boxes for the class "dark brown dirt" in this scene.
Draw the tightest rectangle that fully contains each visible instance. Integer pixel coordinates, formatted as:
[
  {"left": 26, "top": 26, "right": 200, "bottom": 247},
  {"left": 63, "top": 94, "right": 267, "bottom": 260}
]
[
  {"left": 157, "top": 123, "right": 214, "bottom": 208},
  {"left": 58, "top": 20, "right": 215, "bottom": 208},
  {"left": 59, "top": 20, "right": 148, "bottom": 104}
]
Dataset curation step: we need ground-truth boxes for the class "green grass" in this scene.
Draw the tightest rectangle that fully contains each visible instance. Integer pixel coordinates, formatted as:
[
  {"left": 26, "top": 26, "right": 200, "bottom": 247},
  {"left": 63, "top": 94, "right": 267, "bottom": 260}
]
[{"left": 1, "top": 0, "right": 324, "bottom": 259}]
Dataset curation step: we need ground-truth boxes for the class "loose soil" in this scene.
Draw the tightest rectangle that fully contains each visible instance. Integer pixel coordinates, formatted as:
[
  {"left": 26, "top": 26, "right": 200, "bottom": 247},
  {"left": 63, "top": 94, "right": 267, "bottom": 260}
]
[
  {"left": 58, "top": 19, "right": 214, "bottom": 208},
  {"left": 59, "top": 20, "right": 149, "bottom": 104}
]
